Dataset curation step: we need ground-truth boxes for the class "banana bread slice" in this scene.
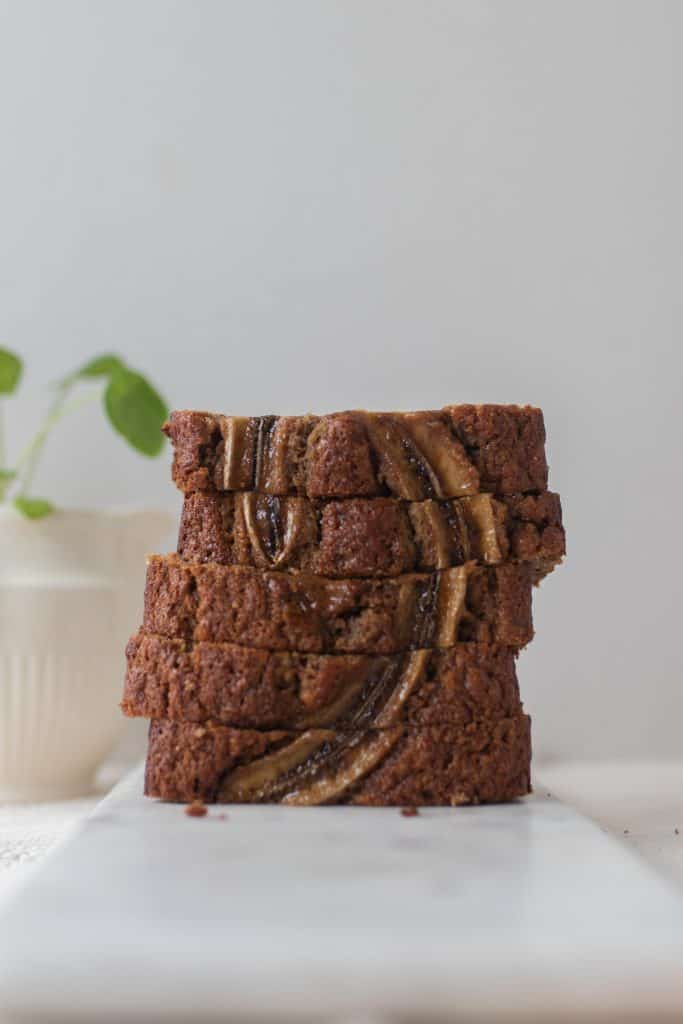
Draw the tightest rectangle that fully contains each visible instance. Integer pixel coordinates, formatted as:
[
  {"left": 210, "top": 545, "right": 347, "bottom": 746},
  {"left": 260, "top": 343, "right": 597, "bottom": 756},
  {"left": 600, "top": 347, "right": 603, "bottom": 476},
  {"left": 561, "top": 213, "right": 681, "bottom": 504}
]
[
  {"left": 177, "top": 490, "right": 564, "bottom": 580},
  {"left": 144, "top": 716, "right": 531, "bottom": 806},
  {"left": 143, "top": 556, "right": 534, "bottom": 654},
  {"left": 123, "top": 633, "right": 522, "bottom": 730},
  {"left": 165, "top": 404, "right": 547, "bottom": 499}
]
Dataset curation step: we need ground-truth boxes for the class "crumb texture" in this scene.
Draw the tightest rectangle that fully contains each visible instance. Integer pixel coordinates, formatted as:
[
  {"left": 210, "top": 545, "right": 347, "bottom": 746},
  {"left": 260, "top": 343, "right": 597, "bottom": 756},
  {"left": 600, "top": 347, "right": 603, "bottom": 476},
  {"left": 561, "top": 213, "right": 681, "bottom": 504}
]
[
  {"left": 142, "top": 556, "right": 534, "bottom": 654},
  {"left": 123, "top": 634, "right": 523, "bottom": 730}
]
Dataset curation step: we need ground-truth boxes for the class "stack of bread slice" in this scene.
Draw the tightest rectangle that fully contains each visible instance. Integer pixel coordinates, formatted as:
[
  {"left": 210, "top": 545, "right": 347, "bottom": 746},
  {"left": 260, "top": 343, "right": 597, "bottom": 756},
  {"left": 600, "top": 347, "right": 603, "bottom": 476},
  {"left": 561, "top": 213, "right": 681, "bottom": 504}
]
[{"left": 122, "top": 404, "right": 564, "bottom": 806}]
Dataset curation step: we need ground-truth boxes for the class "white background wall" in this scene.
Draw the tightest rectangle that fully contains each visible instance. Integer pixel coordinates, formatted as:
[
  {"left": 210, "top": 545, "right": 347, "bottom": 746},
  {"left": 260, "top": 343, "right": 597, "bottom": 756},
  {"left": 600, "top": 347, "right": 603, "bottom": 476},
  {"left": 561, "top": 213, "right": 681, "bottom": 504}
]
[{"left": 0, "top": 0, "right": 681, "bottom": 762}]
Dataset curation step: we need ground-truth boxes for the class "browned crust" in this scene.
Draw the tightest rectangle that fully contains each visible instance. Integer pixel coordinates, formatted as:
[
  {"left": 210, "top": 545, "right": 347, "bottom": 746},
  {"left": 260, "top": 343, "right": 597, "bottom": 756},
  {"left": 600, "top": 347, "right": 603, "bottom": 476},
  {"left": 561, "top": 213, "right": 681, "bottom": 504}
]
[
  {"left": 176, "top": 491, "right": 564, "bottom": 580},
  {"left": 164, "top": 405, "right": 548, "bottom": 499},
  {"left": 143, "top": 556, "right": 534, "bottom": 654},
  {"left": 144, "top": 716, "right": 532, "bottom": 806},
  {"left": 122, "top": 633, "right": 522, "bottom": 730}
]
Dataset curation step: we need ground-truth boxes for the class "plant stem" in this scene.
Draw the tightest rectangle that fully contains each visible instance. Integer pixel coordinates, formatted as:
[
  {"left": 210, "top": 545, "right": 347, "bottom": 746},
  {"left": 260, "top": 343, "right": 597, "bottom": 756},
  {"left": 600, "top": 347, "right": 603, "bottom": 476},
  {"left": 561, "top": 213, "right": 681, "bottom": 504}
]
[
  {"left": 0, "top": 402, "right": 6, "bottom": 501},
  {"left": 14, "top": 384, "right": 99, "bottom": 498},
  {"left": 16, "top": 382, "right": 71, "bottom": 496}
]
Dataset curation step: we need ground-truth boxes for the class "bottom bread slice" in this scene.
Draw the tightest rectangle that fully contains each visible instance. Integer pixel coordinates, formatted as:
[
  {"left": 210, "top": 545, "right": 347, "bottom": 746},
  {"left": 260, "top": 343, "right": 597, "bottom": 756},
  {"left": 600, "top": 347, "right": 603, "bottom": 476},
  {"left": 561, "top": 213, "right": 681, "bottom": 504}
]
[{"left": 144, "top": 715, "right": 531, "bottom": 806}]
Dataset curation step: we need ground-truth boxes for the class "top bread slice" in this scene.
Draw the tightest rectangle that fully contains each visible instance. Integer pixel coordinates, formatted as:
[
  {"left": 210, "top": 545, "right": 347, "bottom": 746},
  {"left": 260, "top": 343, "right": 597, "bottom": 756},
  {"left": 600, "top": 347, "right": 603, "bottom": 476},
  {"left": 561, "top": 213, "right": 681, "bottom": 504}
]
[{"left": 165, "top": 404, "right": 548, "bottom": 500}]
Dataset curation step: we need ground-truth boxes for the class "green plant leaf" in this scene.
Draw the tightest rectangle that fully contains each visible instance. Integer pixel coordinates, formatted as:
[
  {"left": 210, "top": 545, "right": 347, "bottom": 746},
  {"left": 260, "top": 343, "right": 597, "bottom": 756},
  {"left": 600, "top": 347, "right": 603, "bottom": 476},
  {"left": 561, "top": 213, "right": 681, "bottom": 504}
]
[
  {"left": 76, "top": 354, "right": 125, "bottom": 379},
  {"left": 13, "top": 496, "right": 55, "bottom": 519},
  {"left": 104, "top": 367, "right": 168, "bottom": 457},
  {"left": 0, "top": 348, "right": 23, "bottom": 395}
]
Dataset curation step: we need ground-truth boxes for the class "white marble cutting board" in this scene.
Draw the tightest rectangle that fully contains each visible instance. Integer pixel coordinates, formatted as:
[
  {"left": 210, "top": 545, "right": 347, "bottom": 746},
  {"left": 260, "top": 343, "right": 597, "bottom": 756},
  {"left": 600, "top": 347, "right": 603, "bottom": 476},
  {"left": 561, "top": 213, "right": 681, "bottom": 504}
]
[{"left": 1, "top": 765, "right": 683, "bottom": 1023}]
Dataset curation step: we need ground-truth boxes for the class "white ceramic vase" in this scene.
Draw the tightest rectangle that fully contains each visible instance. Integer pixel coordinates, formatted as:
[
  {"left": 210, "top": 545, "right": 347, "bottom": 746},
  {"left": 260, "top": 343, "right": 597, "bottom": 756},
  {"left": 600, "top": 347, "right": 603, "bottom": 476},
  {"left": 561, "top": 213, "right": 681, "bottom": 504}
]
[{"left": 0, "top": 507, "right": 173, "bottom": 801}]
